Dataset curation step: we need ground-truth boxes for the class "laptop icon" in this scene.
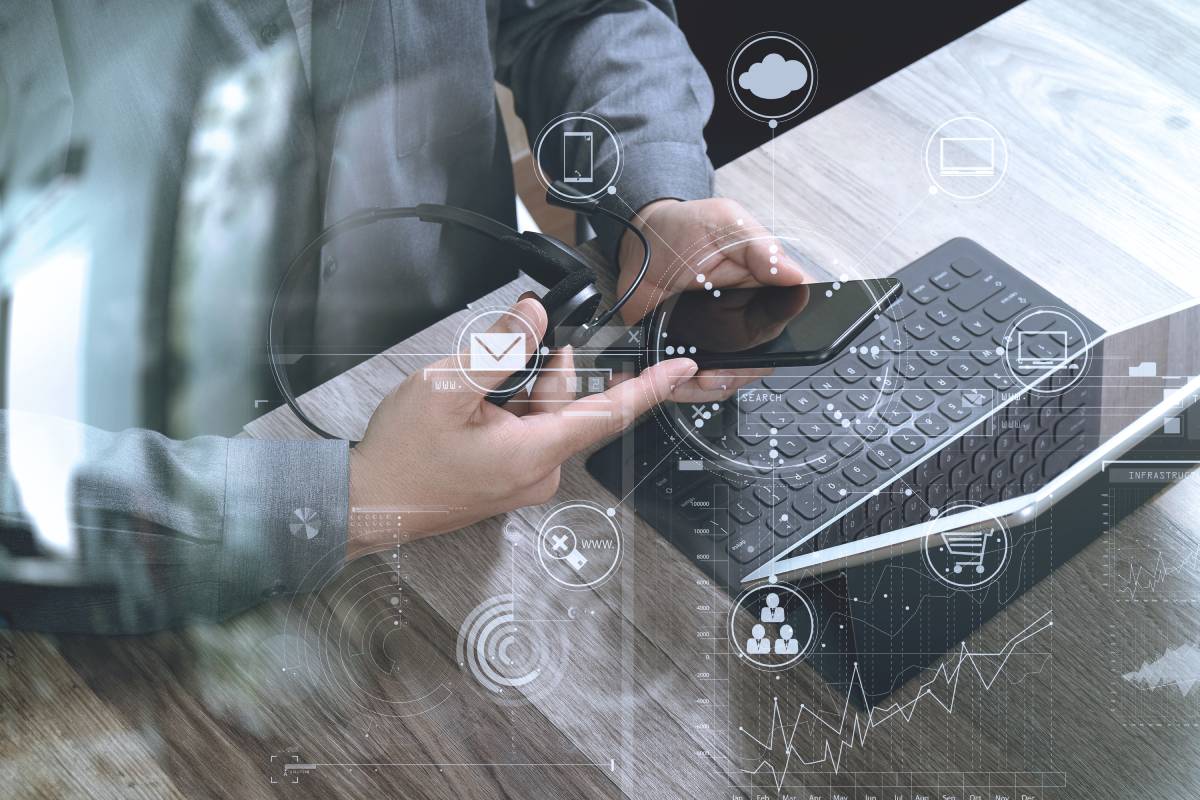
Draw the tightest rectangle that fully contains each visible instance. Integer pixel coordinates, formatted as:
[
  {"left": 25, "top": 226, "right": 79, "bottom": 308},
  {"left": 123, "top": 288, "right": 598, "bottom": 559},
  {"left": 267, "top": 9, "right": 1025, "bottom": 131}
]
[
  {"left": 1016, "top": 329, "right": 1068, "bottom": 368},
  {"left": 938, "top": 136, "right": 996, "bottom": 177}
]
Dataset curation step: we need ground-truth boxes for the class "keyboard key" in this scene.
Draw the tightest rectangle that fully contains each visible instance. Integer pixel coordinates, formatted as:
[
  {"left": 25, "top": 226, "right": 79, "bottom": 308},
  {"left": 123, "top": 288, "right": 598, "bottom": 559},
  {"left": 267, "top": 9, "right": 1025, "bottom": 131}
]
[
  {"left": 879, "top": 407, "right": 912, "bottom": 426},
  {"left": 1010, "top": 444, "right": 1033, "bottom": 477},
  {"left": 847, "top": 388, "right": 879, "bottom": 410},
  {"left": 727, "top": 526, "right": 773, "bottom": 563},
  {"left": 677, "top": 487, "right": 717, "bottom": 519},
  {"left": 785, "top": 390, "right": 819, "bottom": 415},
  {"left": 798, "top": 421, "right": 830, "bottom": 441},
  {"left": 983, "top": 290, "right": 1032, "bottom": 322},
  {"left": 924, "top": 376, "right": 955, "bottom": 395},
  {"left": 962, "top": 316, "right": 993, "bottom": 337},
  {"left": 776, "top": 437, "right": 807, "bottom": 458},
  {"left": 729, "top": 498, "right": 761, "bottom": 524},
  {"left": 817, "top": 478, "right": 850, "bottom": 504},
  {"left": 737, "top": 392, "right": 770, "bottom": 413},
  {"left": 876, "top": 508, "right": 901, "bottom": 535},
  {"left": 926, "top": 477, "right": 949, "bottom": 509},
  {"left": 908, "top": 282, "right": 938, "bottom": 304},
  {"left": 972, "top": 347, "right": 1001, "bottom": 366},
  {"left": 762, "top": 373, "right": 805, "bottom": 392},
  {"left": 896, "top": 359, "right": 927, "bottom": 380},
  {"left": 918, "top": 348, "right": 949, "bottom": 366},
  {"left": 1054, "top": 413, "right": 1087, "bottom": 442},
  {"left": 951, "top": 257, "right": 981, "bottom": 277},
  {"left": 841, "top": 506, "right": 871, "bottom": 540},
  {"left": 902, "top": 389, "right": 935, "bottom": 411},
  {"left": 930, "top": 269, "right": 960, "bottom": 291},
  {"left": 939, "top": 398, "right": 971, "bottom": 422},
  {"left": 834, "top": 361, "right": 867, "bottom": 383},
  {"left": 852, "top": 419, "right": 888, "bottom": 442},
  {"left": 947, "top": 357, "right": 981, "bottom": 379},
  {"left": 904, "top": 318, "right": 937, "bottom": 340},
  {"left": 857, "top": 347, "right": 889, "bottom": 369},
  {"left": 760, "top": 411, "right": 792, "bottom": 430},
  {"left": 829, "top": 435, "right": 863, "bottom": 457},
  {"left": 791, "top": 495, "right": 828, "bottom": 521},
  {"left": 753, "top": 485, "right": 787, "bottom": 507},
  {"left": 948, "top": 277, "right": 1004, "bottom": 311},
  {"left": 1021, "top": 464, "right": 1042, "bottom": 493},
  {"left": 926, "top": 306, "right": 958, "bottom": 326},
  {"left": 882, "top": 297, "right": 918, "bottom": 321},
  {"left": 949, "top": 459, "right": 971, "bottom": 490},
  {"left": 985, "top": 373, "right": 1016, "bottom": 392},
  {"left": 810, "top": 378, "right": 840, "bottom": 398},
  {"left": 867, "top": 443, "right": 902, "bottom": 470},
  {"left": 769, "top": 513, "right": 802, "bottom": 538},
  {"left": 843, "top": 461, "right": 877, "bottom": 486},
  {"left": 738, "top": 430, "right": 769, "bottom": 447},
  {"left": 988, "top": 461, "right": 1010, "bottom": 490},
  {"left": 915, "top": 413, "right": 950, "bottom": 437},
  {"left": 779, "top": 469, "right": 812, "bottom": 490},
  {"left": 807, "top": 453, "right": 838, "bottom": 473},
  {"left": 939, "top": 330, "right": 970, "bottom": 350},
  {"left": 872, "top": 374, "right": 901, "bottom": 393},
  {"left": 892, "top": 431, "right": 925, "bottom": 454}
]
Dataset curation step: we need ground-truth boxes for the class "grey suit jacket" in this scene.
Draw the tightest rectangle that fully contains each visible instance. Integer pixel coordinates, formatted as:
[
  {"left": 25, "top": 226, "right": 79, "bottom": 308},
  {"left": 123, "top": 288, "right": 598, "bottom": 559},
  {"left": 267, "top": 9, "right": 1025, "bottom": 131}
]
[{"left": 0, "top": 0, "right": 713, "bottom": 633}]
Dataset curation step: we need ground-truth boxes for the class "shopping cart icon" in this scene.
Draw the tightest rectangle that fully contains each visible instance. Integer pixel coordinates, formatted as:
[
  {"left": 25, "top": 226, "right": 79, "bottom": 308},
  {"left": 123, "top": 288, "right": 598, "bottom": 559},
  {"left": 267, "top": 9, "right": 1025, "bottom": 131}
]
[{"left": 940, "top": 528, "right": 993, "bottom": 574}]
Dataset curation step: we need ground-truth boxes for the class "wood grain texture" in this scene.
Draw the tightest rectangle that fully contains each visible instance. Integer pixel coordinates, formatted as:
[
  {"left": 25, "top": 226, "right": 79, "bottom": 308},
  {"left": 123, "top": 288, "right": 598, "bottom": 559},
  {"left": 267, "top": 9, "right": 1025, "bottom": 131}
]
[{"left": 9, "top": 0, "right": 1200, "bottom": 797}]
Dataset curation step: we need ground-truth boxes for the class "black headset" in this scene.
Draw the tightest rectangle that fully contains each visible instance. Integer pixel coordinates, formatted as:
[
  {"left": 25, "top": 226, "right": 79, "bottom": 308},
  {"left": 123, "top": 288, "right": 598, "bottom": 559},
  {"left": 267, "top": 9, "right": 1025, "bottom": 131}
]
[{"left": 268, "top": 187, "right": 651, "bottom": 441}]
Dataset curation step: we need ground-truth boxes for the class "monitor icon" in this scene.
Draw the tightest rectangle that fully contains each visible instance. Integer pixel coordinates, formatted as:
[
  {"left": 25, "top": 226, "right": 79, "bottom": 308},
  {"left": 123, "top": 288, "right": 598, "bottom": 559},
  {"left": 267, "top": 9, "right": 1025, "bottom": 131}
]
[
  {"left": 938, "top": 136, "right": 996, "bottom": 177},
  {"left": 1017, "top": 329, "right": 1068, "bottom": 368}
]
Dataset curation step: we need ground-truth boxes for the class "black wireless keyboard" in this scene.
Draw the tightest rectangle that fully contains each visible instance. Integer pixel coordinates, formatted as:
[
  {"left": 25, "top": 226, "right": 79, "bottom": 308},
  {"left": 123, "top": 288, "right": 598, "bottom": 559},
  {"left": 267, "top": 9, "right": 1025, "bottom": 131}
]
[{"left": 586, "top": 238, "right": 1103, "bottom": 593}]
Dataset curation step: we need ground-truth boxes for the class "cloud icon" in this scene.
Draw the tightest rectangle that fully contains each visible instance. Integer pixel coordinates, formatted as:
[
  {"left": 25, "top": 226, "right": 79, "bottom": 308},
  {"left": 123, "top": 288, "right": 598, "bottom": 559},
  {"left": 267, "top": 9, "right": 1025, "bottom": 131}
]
[{"left": 738, "top": 52, "right": 808, "bottom": 101}]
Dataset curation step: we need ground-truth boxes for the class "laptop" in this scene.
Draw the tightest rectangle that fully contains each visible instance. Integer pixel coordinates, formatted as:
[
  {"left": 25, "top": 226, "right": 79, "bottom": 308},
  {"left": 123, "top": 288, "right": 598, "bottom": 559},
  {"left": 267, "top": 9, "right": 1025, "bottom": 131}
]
[{"left": 587, "top": 239, "right": 1196, "bottom": 596}]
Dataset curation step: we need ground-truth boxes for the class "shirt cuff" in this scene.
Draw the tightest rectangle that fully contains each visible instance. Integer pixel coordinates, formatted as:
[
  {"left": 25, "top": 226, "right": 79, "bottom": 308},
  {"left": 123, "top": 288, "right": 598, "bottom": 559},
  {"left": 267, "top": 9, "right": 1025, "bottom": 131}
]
[
  {"left": 591, "top": 140, "right": 714, "bottom": 263},
  {"left": 216, "top": 438, "right": 349, "bottom": 620}
]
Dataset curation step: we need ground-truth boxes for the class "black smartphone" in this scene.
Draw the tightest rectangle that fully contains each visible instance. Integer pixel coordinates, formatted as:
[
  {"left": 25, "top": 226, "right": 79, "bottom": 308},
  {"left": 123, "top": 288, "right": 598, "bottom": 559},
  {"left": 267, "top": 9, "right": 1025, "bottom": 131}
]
[{"left": 600, "top": 278, "right": 901, "bottom": 370}]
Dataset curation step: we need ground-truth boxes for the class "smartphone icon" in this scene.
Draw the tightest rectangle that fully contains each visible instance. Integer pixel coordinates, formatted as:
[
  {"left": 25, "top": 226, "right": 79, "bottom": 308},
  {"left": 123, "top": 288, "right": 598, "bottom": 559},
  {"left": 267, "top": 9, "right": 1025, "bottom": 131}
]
[{"left": 564, "top": 130, "right": 593, "bottom": 183}]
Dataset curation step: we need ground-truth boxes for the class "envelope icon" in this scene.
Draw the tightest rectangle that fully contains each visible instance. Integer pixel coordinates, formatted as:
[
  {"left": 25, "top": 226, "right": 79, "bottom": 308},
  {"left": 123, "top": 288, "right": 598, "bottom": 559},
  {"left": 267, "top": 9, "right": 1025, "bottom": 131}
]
[{"left": 470, "top": 332, "right": 525, "bottom": 372}]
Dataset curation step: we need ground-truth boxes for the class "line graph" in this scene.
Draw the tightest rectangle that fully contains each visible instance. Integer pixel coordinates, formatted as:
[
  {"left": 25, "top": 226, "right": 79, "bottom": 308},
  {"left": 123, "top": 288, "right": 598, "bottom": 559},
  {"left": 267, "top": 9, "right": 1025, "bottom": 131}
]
[
  {"left": 738, "top": 612, "right": 1052, "bottom": 789},
  {"left": 1113, "top": 543, "right": 1200, "bottom": 600},
  {"left": 1123, "top": 643, "right": 1200, "bottom": 697}
]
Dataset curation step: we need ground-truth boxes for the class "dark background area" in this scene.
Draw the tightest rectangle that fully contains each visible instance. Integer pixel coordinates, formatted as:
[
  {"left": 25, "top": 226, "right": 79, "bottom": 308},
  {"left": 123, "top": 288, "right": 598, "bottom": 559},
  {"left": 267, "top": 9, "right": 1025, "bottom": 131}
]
[{"left": 676, "top": 0, "right": 1026, "bottom": 167}]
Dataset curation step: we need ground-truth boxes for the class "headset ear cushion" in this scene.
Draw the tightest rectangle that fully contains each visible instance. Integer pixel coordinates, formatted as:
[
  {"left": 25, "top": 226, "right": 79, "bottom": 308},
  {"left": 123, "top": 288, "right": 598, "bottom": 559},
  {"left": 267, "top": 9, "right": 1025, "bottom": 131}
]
[{"left": 540, "top": 268, "right": 598, "bottom": 315}]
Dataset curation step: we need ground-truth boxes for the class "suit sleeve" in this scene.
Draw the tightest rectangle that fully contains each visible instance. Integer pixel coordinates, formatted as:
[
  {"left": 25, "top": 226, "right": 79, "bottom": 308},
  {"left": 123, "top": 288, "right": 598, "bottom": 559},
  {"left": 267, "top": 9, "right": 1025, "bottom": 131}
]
[
  {"left": 0, "top": 411, "right": 348, "bottom": 633},
  {"left": 494, "top": 0, "right": 715, "bottom": 258}
]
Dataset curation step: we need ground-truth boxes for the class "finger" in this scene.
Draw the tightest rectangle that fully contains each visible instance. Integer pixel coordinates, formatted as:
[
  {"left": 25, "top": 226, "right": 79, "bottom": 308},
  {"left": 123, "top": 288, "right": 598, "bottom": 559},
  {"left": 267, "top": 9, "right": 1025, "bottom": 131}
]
[
  {"left": 524, "top": 358, "right": 699, "bottom": 463},
  {"left": 693, "top": 369, "right": 763, "bottom": 393},
  {"left": 721, "top": 236, "right": 807, "bottom": 286},
  {"left": 666, "top": 378, "right": 751, "bottom": 405},
  {"left": 446, "top": 297, "right": 548, "bottom": 410},
  {"left": 528, "top": 345, "right": 576, "bottom": 414}
]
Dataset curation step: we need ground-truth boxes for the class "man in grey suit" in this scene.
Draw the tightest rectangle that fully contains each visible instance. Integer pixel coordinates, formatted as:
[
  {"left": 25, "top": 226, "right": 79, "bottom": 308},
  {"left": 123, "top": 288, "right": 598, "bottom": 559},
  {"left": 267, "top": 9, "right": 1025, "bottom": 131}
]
[{"left": 0, "top": 1, "right": 805, "bottom": 633}]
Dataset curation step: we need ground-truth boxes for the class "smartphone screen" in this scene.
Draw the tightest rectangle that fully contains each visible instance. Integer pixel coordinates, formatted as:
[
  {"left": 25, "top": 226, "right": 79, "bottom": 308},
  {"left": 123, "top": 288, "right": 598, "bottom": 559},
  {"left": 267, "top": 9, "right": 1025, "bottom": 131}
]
[{"left": 646, "top": 278, "right": 901, "bottom": 368}]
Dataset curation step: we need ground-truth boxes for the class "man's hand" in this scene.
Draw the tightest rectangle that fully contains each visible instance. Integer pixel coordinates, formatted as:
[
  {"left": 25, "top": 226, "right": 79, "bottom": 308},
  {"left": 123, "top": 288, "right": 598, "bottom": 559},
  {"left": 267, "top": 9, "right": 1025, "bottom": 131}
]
[
  {"left": 346, "top": 296, "right": 698, "bottom": 559},
  {"left": 615, "top": 197, "right": 808, "bottom": 400}
]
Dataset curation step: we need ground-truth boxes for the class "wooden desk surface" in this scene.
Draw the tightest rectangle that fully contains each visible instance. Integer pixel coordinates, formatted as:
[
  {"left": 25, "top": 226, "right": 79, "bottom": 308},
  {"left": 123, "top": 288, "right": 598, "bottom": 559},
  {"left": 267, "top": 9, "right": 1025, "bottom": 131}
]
[{"left": 7, "top": 0, "right": 1200, "bottom": 797}]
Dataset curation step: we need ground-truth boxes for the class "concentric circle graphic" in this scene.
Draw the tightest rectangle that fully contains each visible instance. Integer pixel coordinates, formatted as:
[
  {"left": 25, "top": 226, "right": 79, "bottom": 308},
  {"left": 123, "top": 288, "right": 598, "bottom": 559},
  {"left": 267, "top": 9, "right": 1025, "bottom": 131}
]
[
  {"left": 727, "top": 32, "right": 818, "bottom": 124},
  {"left": 535, "top": 501, "right": 622, "bottom": 589},
  {"left": 923, "top": 115, "right": 1009, "bottom": 200},
  {"left": 456, "top": 594, "right": 569, "bottom": 704},
  {"left": 999, "top": 306, "right": 1093, "bottom": 395},
  {"left": 729, "top": 582, "right": 816, "bottom": 670},
  {"left": 637, "top": 225, "right": 907, "bottom": 481},
  {"left": 282, "top": 553, "right": 455, "bottom": 719},
  {"left": 921, "top": 502, "right": 1011, "bottom": 590},
  {"left": 453, "top": 306, "right": 546, "bottom": 396},
  {"left": 531, "top": 112, "right": 622, "bottom": 202}
]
